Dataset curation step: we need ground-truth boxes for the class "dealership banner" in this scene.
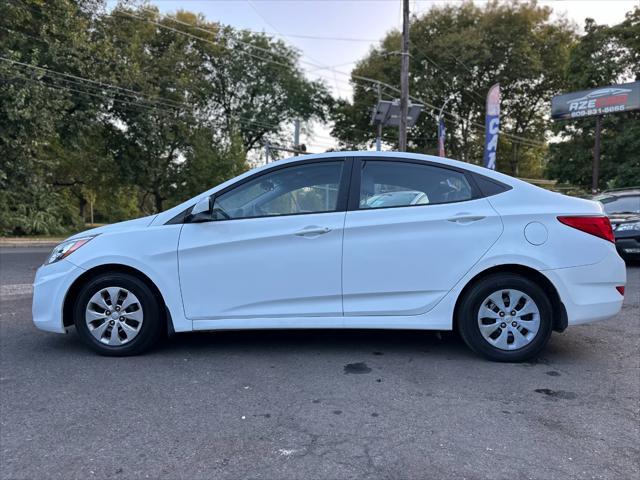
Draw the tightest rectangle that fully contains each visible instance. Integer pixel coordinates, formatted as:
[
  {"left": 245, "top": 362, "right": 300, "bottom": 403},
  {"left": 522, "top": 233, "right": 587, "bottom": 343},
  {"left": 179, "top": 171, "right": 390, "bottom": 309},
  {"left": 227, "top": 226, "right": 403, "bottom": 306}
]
[
  {"left": 483, "top": 83, "right": 500, "bottom": 170},
  {"left": 438, "top": 117, "right": 446, "bottom": 157},
  {"left": 551, "top": 81, "right": 640, "bottom": 120}
]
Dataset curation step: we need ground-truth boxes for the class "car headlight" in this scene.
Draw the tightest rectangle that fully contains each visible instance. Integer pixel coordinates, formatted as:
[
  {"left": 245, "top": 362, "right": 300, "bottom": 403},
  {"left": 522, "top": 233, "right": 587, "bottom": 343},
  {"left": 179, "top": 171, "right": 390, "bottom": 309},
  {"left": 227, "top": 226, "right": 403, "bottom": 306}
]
[
  {"left": 616, "top": 221, "right": 640, "bottom": 232},
  {"left": 45, "top": 235, "right": 97, "bottom": 265}
]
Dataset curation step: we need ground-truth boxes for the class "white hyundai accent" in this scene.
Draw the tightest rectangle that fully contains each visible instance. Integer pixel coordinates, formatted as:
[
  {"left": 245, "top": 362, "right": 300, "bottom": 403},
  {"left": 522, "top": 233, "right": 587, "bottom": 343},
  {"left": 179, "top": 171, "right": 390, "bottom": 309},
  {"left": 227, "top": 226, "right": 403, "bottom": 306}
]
[{"left": 32, "top": 152, "right": 626, "bottom": 361}]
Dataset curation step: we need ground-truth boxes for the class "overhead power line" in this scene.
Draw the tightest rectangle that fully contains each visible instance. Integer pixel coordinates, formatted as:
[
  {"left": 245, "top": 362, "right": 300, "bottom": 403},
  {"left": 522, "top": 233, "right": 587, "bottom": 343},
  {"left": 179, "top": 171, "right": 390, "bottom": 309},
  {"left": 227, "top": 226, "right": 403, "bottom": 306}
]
[
  {"left": 246, "top": 32, "right": 380, "bottom": 43},
  {"left": 4, "top": 69, "right": 317, "bottom": 139},
  {"left": 409, "top": 41, "right": 486, "bottom": 105},
  {"left": 0, "top": 57, "right": 188, "bottom": 112},
  {"left": 1, "top": 59, "right": 330, "bottom": 139},
  {"left": 123, "top": 8, "right": 545, "bottom": 148},
  {"left": 349, "top": 75, "right": 545, "bottom": 148},
  {"left": 132, "top": 8, "right": 295, "bottom": 67},
  {"left": 7, "top": 2, "right": 545, "bottom": 150},
  {"left": 1, "top": 71, "right": 178, "bottom": 115},
  {"left": 243, "top": 0, "right": 344, "bottom": 95}
]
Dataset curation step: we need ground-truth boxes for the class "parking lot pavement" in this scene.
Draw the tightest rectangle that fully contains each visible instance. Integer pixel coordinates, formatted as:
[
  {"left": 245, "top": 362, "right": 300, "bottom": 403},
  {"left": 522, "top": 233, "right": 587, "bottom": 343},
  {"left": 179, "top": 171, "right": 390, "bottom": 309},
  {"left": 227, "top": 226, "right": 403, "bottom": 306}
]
[{"left": 1, "top": 248, "right": 638, "bottom": 480}]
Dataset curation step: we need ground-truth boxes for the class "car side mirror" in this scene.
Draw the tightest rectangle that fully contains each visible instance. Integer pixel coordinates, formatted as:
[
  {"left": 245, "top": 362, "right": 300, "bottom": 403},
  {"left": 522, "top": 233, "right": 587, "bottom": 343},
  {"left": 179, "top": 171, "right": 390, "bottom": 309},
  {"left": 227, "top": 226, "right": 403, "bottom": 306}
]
[
  {"left": 188, "top": 197, "right": 212, "bottom": 223},
  {"left": 192, "top": 197, "right": 211, "bottom": 215}
]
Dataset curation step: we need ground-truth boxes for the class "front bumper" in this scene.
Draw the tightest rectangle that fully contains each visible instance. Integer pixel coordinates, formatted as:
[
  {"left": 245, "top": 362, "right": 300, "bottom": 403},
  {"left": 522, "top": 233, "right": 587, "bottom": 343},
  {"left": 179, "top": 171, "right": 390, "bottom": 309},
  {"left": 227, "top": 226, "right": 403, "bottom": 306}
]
[
  {"left": 543, "top": 249, "right": 626, "bottom": 326},
  {"left": 32, "top": 259, "right": 83, "bottom": 333}
]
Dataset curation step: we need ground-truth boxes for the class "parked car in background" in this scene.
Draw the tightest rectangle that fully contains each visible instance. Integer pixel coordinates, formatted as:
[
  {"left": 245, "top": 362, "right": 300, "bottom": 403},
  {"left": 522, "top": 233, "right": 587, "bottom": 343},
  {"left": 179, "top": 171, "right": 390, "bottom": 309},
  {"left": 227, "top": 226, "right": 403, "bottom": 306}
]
[
  {"left": 594, "top": 188, "right": 640, "bottom": 262},
  {"left": 32, "top": 152, "right": 626, "bottom": 362}
]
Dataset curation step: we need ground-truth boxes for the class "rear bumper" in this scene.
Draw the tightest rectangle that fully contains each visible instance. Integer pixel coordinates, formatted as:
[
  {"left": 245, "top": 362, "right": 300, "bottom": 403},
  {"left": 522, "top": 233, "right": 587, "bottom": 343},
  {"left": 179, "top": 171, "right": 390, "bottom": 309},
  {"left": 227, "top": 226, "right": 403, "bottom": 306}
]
[
  {"left": 542, "top": 250, "right": 626, "bottom": 326},
  {"left": 615, "top": 236, "right": 640, "bottom": 260},
  {"left": 32, "top": 259, "right": 82, "bottom": 334}
]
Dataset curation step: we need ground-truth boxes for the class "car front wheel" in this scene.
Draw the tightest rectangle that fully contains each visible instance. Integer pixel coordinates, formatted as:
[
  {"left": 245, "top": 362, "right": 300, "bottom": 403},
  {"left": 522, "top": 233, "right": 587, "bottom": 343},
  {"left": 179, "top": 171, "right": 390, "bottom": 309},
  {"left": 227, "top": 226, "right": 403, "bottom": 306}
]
[
  {"left": 457, "top": 273, "right": 553, "bottom": 362},
  {"left": 73, "top": 272, "right": 163, "bottom": 356}
]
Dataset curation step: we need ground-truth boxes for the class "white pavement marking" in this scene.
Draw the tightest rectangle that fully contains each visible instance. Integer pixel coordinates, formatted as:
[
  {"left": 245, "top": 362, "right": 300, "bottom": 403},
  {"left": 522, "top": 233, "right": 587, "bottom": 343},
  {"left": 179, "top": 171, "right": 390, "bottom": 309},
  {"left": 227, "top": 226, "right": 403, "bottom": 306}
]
[
  {"left": 277, "top": 448, "right": 297, "bottom": 457},
  {"left": 0, "top": 284, "right": 33, "bottom": 299}
]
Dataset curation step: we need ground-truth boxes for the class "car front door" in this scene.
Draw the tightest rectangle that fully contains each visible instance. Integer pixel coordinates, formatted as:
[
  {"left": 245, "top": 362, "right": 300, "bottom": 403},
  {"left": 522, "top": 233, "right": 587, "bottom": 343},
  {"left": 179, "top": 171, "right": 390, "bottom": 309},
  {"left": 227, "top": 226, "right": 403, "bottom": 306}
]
[
  {"left": 342, "top": 158, "right": 503, "bottom": 316},
  {"left": 178, "top": 159, "right": 350, "bottom": 321}
]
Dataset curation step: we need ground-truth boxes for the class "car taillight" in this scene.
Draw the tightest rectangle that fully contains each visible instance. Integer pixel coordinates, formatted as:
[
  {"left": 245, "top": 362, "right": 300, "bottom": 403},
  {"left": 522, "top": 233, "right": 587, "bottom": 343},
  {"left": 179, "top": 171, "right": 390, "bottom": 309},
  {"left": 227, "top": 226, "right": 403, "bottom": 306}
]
[
  {"left": 557, "top": 216, "right": 614, "bottom": 243},
  {"left": 616, "top": 286, "right": 625, "bottom": 296}
]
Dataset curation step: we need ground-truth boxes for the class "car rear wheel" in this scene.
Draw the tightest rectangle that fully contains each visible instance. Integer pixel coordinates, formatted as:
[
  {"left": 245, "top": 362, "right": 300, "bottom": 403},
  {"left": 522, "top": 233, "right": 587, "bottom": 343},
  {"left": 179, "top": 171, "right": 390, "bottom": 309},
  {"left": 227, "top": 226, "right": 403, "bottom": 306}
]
[
  {"left": 457, "top": 273, "right": 553, "bottom": 362},
  {"left": 74, "top": 272, "right": 163, "bottom": 356}
]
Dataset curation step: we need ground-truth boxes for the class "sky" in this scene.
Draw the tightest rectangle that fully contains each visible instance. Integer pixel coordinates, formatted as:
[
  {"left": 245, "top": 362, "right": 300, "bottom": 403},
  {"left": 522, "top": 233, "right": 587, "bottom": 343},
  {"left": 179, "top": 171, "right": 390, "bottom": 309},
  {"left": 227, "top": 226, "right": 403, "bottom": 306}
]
[{"left": 113, "top": 0, "right": 639, "bottom": 153}]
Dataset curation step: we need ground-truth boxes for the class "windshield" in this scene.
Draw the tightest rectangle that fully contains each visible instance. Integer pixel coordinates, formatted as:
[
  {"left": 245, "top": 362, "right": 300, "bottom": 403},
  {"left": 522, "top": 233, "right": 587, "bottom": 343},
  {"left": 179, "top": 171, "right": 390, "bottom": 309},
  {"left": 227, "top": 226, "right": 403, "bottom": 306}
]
[{"left": 599, "top": 195, "right": 640, "bottom": 214}]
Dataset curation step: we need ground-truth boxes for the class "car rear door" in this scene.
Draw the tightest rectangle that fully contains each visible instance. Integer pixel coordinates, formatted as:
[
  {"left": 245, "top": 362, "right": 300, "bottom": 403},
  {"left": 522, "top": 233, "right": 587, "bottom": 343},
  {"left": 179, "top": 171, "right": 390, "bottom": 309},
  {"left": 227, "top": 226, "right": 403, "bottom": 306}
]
[{"left": 342, "top": 158, "right": 503, "bottom": 316}]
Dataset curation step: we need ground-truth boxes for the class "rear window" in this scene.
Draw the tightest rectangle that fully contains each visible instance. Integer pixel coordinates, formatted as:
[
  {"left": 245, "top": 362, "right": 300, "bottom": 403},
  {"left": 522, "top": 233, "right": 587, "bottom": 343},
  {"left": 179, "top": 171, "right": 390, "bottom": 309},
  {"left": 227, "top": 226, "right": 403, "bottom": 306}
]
[{"left": 599, "top": 195, "right": 640, "bottom": 214}]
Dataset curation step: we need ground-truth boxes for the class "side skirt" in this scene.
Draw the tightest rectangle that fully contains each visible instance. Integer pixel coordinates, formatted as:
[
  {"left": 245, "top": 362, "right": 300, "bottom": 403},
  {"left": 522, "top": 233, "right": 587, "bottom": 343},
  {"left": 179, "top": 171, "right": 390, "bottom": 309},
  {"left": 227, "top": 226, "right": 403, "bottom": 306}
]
[{"left": 191, "top": 315, "right": 451, "bottom": 332}]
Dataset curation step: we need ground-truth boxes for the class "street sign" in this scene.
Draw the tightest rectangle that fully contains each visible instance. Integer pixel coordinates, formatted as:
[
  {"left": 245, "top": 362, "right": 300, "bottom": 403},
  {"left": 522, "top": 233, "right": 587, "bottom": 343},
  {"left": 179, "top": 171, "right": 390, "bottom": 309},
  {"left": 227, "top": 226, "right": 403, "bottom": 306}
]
[
  {"left": 371, "top": 100, "right": 422, "bottom": 127},
  {"left": 551, "top": 81, "right": 640, "bottom": 120}
]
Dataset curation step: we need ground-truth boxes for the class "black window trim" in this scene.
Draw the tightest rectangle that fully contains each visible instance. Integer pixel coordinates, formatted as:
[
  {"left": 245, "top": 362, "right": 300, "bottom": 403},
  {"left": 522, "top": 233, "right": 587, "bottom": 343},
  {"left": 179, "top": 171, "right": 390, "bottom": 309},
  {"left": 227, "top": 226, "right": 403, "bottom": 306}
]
[
  {"left": 347, "top": 157, "right": 485, "bottom": 212},
  {"left": 167, "top": 157, "right": 353, "bottom": 224},
  {"left": 469, "top": 172, "right": 512, "bottom": 197}
]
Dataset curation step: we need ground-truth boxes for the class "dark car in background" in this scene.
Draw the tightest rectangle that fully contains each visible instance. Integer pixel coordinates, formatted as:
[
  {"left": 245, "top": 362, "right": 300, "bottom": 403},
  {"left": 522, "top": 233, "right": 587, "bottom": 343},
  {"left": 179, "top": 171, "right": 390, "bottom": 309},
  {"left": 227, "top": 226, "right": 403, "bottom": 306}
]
[{"left": 594, "top": 188, "right": 640, "bottom": 262}]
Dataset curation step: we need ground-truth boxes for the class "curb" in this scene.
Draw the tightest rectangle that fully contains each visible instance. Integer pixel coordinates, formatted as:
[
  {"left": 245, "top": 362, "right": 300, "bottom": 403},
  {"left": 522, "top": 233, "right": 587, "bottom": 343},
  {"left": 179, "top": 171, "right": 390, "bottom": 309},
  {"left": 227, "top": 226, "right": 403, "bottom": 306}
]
[{"left": 0, "top": 239, "right": 62, "bottom": 248}]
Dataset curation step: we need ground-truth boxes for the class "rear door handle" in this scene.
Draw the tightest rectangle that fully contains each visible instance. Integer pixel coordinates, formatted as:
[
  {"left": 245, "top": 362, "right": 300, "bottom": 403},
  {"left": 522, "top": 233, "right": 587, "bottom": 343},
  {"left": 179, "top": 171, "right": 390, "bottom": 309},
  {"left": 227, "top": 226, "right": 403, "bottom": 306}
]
[
  {"left": 294, "top": 226, "right": 331, "bottom": 237},
  {"left": 447, "top": 215, "right": 486, "bottom": 224}
]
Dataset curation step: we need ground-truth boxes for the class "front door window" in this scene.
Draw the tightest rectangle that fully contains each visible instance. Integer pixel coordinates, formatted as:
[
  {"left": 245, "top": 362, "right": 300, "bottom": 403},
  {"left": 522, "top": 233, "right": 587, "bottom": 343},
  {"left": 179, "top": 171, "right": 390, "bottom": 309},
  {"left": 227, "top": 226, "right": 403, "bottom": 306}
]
[{"left": 212, "top": 162, "right": 344, "bottom": 220}]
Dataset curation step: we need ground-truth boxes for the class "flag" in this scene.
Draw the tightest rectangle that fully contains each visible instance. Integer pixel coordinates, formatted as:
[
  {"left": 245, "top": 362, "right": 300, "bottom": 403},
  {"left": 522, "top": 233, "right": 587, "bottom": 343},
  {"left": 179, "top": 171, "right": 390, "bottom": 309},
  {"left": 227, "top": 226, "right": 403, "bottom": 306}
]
[
  {"left": 438, "top": 117, "right": 446, "bottom": 157},
  {"left": 483, "top": 83, "right": 501, "bottom": 170}
]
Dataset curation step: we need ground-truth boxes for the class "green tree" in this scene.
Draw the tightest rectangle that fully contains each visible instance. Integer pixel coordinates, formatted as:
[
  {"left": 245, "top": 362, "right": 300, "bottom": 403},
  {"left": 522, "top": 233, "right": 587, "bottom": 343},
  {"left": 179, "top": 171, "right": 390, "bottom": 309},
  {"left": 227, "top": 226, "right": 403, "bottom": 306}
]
[
  {"left": 331, "top": 0, "right": 575, "bottom": 177},
  {"left": 175, "top": 129, "right": 247, "bottom": 204},
  {"left": 99, "top": 6, "right": 330, "bottom": 212},
  {"left": 547, "top": 7, "right": 640, "bottom": 190},
  {"left": 0, "top": 0, "right": 108, "bottom": 234},
  {"left": 0, "top": 1, "right": 331, "bottom": 234}
]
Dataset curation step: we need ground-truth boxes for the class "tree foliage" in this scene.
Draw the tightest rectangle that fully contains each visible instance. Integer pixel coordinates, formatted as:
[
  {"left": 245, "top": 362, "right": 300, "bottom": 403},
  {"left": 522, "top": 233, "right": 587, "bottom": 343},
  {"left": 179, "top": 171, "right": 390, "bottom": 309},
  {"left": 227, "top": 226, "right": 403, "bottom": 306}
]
[
  {"left": 547, "top": 7, "right": 640, "bottom": 190},
  {"left": 0, "top": 0, "right": 328, "bottom": 234},
  {"left": 330, "top": 1, "right": 576, "bottom": 177},
  {"left": 1, "top": 0, "right": 638, "bottom": 235}
]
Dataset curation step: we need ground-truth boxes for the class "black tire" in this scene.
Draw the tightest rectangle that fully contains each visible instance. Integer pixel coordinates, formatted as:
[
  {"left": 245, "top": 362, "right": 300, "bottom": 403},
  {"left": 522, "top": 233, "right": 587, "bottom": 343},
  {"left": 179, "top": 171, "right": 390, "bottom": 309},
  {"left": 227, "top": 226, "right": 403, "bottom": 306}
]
[
  {"left": 74, "top": 272, "right": 163, "bottom": 356},
  {"left": 457, "top": 273, "right": 553, "bottom": 362}
]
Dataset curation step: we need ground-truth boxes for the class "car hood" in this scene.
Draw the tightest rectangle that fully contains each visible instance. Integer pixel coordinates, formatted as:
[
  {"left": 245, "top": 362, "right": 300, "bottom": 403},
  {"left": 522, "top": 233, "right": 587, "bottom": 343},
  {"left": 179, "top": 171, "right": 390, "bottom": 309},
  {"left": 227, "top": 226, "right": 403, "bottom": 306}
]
[{"left": 66, "top": 215, "right": 158, "bottom": 241}]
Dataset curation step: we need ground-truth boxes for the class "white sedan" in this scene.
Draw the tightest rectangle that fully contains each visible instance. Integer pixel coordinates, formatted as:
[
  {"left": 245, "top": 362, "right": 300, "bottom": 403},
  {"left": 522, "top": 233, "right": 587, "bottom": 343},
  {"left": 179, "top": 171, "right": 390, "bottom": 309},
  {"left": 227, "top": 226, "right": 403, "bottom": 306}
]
[{"left": 33, "top": 152, "right": 626, "bottom": 361}]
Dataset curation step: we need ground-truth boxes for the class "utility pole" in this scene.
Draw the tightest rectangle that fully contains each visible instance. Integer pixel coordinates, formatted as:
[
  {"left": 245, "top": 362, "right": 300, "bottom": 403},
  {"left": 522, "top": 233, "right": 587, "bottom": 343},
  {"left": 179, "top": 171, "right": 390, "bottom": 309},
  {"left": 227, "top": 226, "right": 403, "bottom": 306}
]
[
  {"left": 399, "top": 0, "right": 410, "bottom": 152},
  {"left": 592, "top": 115, "right": 602, "bottom": 194},
  {"left": 293, "top": 119, "right": 301, "bottom": 152},
  {"left": 376, "top": 84, "right": 382, "bottom": 151},
  {"left": 264, "top": 141, "right": 270, "bottom": 164},
  {"left": 437, "top": 96, "right": 452, "bottom": 157}
]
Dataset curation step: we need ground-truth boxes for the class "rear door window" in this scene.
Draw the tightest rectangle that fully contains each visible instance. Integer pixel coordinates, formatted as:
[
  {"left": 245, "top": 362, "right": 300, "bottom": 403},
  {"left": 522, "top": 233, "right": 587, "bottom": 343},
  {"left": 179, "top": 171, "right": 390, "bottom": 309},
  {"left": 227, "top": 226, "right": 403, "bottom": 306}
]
[{"left": 358, "top": 160, "right": 474, "bottom": 209}]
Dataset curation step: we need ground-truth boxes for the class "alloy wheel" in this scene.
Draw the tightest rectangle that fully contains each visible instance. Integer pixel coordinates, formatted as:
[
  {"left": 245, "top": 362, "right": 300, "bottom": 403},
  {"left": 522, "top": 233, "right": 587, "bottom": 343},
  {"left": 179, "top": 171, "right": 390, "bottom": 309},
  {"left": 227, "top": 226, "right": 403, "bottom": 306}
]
[{"left": 85, "top": 287, "right": 144, "bottom": 346}]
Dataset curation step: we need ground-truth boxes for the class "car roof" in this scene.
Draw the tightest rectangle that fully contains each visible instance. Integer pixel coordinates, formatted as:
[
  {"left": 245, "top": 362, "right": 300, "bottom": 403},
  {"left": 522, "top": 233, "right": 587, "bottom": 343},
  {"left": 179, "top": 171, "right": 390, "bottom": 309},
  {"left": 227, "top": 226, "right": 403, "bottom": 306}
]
[
  {"left": 152, "top": 150, "right": 536, "bottom": 226},
  {"left": 280, "top": 151, "right": 519, "bottom": 184}
]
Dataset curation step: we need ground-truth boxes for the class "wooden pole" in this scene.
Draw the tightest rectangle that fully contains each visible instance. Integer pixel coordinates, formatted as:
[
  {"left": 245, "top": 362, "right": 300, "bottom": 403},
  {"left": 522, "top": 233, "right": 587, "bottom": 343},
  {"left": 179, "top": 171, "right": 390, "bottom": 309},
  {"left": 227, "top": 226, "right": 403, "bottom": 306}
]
[
  {"left": 592, "top": 115, "right": 602, "bottom": 194},
  {"left": 399, "top": 0, "right": 410, "bottom": 152}
]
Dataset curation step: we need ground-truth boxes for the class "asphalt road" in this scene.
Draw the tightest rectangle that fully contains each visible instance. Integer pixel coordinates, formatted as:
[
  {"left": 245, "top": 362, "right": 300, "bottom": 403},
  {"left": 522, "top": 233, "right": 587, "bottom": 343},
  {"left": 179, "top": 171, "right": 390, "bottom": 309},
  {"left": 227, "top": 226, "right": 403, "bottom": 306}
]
[{"left": 1, "top": 247, "right": 638, "bottom": 480}]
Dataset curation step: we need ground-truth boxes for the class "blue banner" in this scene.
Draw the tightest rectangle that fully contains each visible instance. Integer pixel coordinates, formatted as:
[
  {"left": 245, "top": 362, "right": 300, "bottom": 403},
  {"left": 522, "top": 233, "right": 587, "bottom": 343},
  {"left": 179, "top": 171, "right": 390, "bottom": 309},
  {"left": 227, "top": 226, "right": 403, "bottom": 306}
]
[{"left": 483, "top": 83, "right": 500, "bottom": 170}]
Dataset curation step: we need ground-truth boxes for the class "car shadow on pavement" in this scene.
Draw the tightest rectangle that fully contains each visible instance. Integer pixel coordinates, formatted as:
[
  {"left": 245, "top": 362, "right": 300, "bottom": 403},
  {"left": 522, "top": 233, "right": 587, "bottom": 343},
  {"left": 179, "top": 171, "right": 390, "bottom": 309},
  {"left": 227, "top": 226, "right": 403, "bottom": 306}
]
[
  {"left": 164, "top": 329, "right": 469, "bottom": 356},
  {"left": 36, "top": 324, "right": 590, "bottom": 365},
  {"left": 37, "top": 327, "right": 476, "bottom": 360}
]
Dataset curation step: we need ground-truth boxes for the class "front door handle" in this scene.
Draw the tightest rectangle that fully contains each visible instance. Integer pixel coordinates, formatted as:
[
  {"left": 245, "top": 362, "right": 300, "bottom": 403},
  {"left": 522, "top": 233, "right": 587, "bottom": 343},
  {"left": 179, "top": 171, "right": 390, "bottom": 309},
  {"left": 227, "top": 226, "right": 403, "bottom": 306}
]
[
  {"left": 447, "top": 215, "right": 486, "bottom": 224},
  {"left": 294, "top": 226, "right": 332, "bottom": 237}
]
